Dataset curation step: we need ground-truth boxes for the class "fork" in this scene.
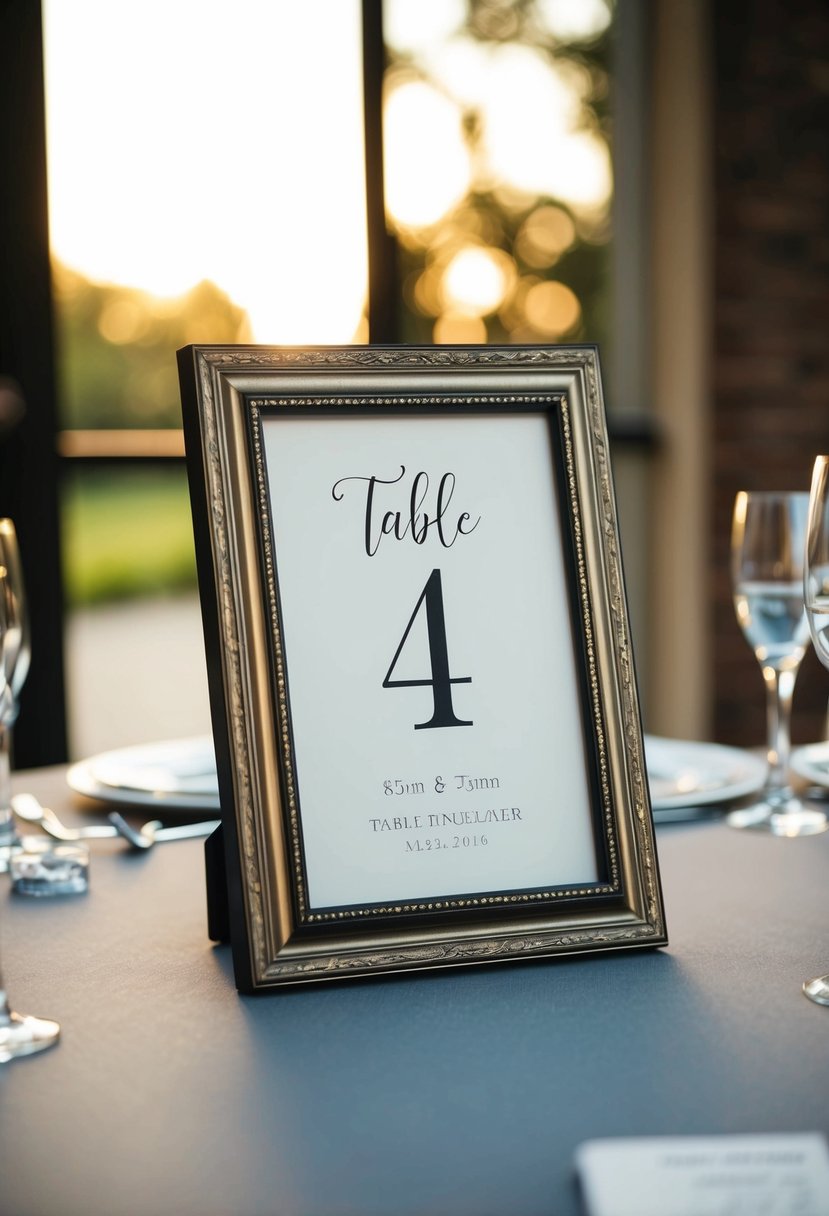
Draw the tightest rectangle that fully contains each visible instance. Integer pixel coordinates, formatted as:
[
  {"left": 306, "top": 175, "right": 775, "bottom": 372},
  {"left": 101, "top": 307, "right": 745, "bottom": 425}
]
[
  {"left": 106, "top": 812, "right": 220, "bottom": 849},
  {"left": 11, "top": 793, "right": 219, "bottom": 849}
]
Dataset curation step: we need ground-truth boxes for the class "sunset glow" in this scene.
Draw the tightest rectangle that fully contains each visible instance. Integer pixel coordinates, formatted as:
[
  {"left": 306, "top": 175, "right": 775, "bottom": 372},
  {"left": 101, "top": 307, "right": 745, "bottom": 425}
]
[
  {"left": 43, "top": 0, "right": 368, "bottom": 343},
  {"left": 43, "top": 0, "right": 613, "bottom": 346}
]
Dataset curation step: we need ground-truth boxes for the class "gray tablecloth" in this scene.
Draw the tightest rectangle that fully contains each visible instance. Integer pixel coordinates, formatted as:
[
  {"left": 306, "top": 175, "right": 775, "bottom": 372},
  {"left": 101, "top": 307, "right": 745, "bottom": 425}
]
[{"left": 2, "top": 767, "right": 828, "bottom": 1216}]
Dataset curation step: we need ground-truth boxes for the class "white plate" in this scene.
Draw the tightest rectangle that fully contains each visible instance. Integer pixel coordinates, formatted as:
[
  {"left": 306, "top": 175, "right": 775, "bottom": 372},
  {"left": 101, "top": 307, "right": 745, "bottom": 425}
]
[
  {"left": 67, "top": 733, "right": 766, "bottom": 817},
  {"left": 790, "top": 741, "right": 829, "bottom": 789},
  {"left": 645, "top": 735, "right": 766, "bottom": 813},
  {"left": 67, "top": 736, "right": 220, "bottom": 813}
]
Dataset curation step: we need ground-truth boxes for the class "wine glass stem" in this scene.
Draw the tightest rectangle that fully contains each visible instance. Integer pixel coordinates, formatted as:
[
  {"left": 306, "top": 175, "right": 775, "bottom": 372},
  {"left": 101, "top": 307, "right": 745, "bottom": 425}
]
[
  {"left": 761, "top": 661, "right": 795, "bottom": 790},
  {"left": 0, "top": 723, "right": 15, "bottom": 849}
]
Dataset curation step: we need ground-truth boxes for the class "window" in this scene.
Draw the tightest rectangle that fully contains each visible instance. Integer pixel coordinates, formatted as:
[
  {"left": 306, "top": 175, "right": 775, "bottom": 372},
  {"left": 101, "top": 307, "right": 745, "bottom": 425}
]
[
  {"left": 42, "top": 0, "right": 367, "bottom": 755},
  {"left": 22, "top": 0, "right": 649, "bottom": 761}
]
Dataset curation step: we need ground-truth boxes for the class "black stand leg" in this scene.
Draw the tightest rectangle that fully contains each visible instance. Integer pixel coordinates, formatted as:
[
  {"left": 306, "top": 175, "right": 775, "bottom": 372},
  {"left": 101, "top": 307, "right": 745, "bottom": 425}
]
[{"left": 204, "top": 825, "right": 230, "bottom": 943}]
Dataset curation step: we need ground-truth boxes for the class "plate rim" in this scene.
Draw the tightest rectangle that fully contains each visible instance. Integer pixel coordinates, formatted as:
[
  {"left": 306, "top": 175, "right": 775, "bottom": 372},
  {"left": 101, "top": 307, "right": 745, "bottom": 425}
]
[
  {"left": 66, "top": 733, "right": 767, "bottom": 815},
  {"left": 645, "top": 734, "right": 767, "bottom": 811},
  {"left": 67, "top": 735, "right": 220, "bottom": 813},
  {"left": 790, "top": 740, "right": 829, "bottom": 789}
]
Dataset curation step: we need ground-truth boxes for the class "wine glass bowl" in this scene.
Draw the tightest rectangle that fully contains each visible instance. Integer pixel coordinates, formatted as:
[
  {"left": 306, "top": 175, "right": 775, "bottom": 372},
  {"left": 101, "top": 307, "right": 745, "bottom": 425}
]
[
  {"left": 805, "top": 456, "right": 829, "bottom": 666},
  {"left": 727, "top": 491, "right": 828, "bottom": 836},
  {"left": 0, "top": 517, "right": 30, "bottom": 709},
  {"left": 802, "top": 456, "right": 829, "bottom": 1007}
]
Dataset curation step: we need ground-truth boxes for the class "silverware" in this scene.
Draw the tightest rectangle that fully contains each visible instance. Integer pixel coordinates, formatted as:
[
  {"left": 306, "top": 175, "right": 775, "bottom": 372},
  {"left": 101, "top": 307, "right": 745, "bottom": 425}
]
[
  {"left": 11, "top": 793, "right": 219, "bottom": 849},
  {"left": 105, "top": 812, "right": 220, "bottom": 849},
  {"left": 12, "top": 793, "right": 117, "bottom": 839}
]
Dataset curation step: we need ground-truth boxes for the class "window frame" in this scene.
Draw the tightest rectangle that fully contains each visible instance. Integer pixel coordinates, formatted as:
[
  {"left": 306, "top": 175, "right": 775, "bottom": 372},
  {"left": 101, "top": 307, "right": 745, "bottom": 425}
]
[{"left": 6, "top": 0, "right": 659, "bottom": 767}]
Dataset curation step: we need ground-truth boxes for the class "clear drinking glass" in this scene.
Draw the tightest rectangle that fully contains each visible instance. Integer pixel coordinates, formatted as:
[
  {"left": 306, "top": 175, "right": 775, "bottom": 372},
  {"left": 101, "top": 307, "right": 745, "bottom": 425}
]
[
  {"left": 0, "top": 519, "right": 60, "bottom": 1059},
  {"left": 0, "top": 518, "right": 30, "bottom": 871},
  {"left": 727, "top": 491, "right": 828, "bottom": 835},
  {"left": 802, "top": 456, "right": 829, "bottom": 1005}
]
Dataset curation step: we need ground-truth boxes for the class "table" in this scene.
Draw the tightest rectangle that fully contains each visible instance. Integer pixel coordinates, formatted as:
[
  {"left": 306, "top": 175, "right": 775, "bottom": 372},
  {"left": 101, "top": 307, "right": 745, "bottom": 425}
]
[{"left": 2, "top": 767, "right": 828, "bottom": 1216}]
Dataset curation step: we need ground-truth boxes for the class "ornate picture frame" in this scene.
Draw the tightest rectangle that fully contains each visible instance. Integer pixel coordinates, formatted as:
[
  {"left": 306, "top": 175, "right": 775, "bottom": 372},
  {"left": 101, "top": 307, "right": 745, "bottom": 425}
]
[{"left": 178, "top": 344, "right": 666, "bottom": 991}]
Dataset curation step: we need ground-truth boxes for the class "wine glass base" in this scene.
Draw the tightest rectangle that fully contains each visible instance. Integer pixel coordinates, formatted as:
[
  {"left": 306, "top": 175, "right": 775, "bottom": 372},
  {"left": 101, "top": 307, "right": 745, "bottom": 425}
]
[
  {"left": 0, "top": 1011, "right": 61, "bottom": 1063},
  {"left": 803, "top": 975, "right": 829, "bottom": 1006},
  {"left": 726, "top": 798, "right": 829, "bottom": 836}
]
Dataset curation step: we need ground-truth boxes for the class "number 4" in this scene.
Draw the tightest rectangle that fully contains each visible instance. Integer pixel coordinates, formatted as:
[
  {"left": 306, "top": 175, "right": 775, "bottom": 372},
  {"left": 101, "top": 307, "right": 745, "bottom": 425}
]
[{"left": 383, "top": 568, "right": 472, "bottom": 730}]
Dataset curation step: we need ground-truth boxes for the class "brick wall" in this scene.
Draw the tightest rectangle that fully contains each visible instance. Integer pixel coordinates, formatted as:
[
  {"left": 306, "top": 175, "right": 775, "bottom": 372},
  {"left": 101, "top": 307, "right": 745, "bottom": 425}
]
[{"left": 712, "top": 0, "right": 829, "bottom": 747}]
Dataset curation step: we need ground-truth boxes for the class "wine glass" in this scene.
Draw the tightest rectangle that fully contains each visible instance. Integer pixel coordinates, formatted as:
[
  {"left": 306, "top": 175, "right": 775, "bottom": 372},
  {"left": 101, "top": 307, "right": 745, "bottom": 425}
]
[
  {"left": 0, "top": 965, "right": 61, "bottom": 1062},
  {"left": 0, "top": 518, "right": 30, "bottom": 872},
  {"left": 802, "top": 456, "right": 829, "bottom": 1006},
  {"left": 0, "top": 520, "right": 60, "bottom": 1059},
  {"left": 727, "top": 491, "right": 828, "bottom": 835}
]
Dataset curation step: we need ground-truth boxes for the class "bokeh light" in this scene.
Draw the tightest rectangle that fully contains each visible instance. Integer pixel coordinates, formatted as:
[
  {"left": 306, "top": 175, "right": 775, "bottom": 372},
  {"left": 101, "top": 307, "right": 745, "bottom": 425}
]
[
  {"left": 515, "top": 205, "right": 576, "bottom": 268},
  {"left": 411, "top": 265, "right": 442, "bottom": 317},
  {"left": 523, "top": 280, "right": 582, "bottom": 337},
  {"left": 383, "top": 28, "right": 612, "bottom": 233},
  {"left": 537, "top": 0, "right": 612, "bottom": 42},
  {"left": 384, "top": 0, "right": 466, "bottom": 54},
  {"left": 441, "top": 246, "right": 514, "bottom": 317},
  {"left": 383, "top": 78, "right": 472, "bottom": 229},
  {"left": 479, "top": 46, "right": 611, "bottom": 209}
]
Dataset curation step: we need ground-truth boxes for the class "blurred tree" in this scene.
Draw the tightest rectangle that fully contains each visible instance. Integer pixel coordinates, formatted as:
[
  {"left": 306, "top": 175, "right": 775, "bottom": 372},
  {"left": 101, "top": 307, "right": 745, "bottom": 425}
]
[
  {"left": 52, "top": 262, "right": 252, "bottom": 429},
  {"left": 385, "top": 0, "right": 614, "bottom": 349}
]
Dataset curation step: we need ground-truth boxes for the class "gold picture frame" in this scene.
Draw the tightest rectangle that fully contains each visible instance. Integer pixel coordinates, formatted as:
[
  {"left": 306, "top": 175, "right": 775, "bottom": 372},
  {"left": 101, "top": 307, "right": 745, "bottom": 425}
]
[{"left": 178, "top": 344, "right": 666, "bottom": 991}]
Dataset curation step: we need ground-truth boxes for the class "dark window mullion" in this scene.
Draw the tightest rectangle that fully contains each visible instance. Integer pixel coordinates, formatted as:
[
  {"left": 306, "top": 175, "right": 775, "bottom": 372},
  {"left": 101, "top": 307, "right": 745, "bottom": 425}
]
[
  {"left": 0, "top": 0, "right": 67, "bottom": 766},
  {"left": 362, "top": 0, "right": 398, "bottom": 343}
]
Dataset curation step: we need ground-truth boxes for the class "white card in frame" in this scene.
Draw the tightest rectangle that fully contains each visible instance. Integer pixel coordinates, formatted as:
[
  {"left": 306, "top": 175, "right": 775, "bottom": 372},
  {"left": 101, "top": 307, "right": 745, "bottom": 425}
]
[{"left": 178, "top": 344, "right": 666, "bottom": 992}]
